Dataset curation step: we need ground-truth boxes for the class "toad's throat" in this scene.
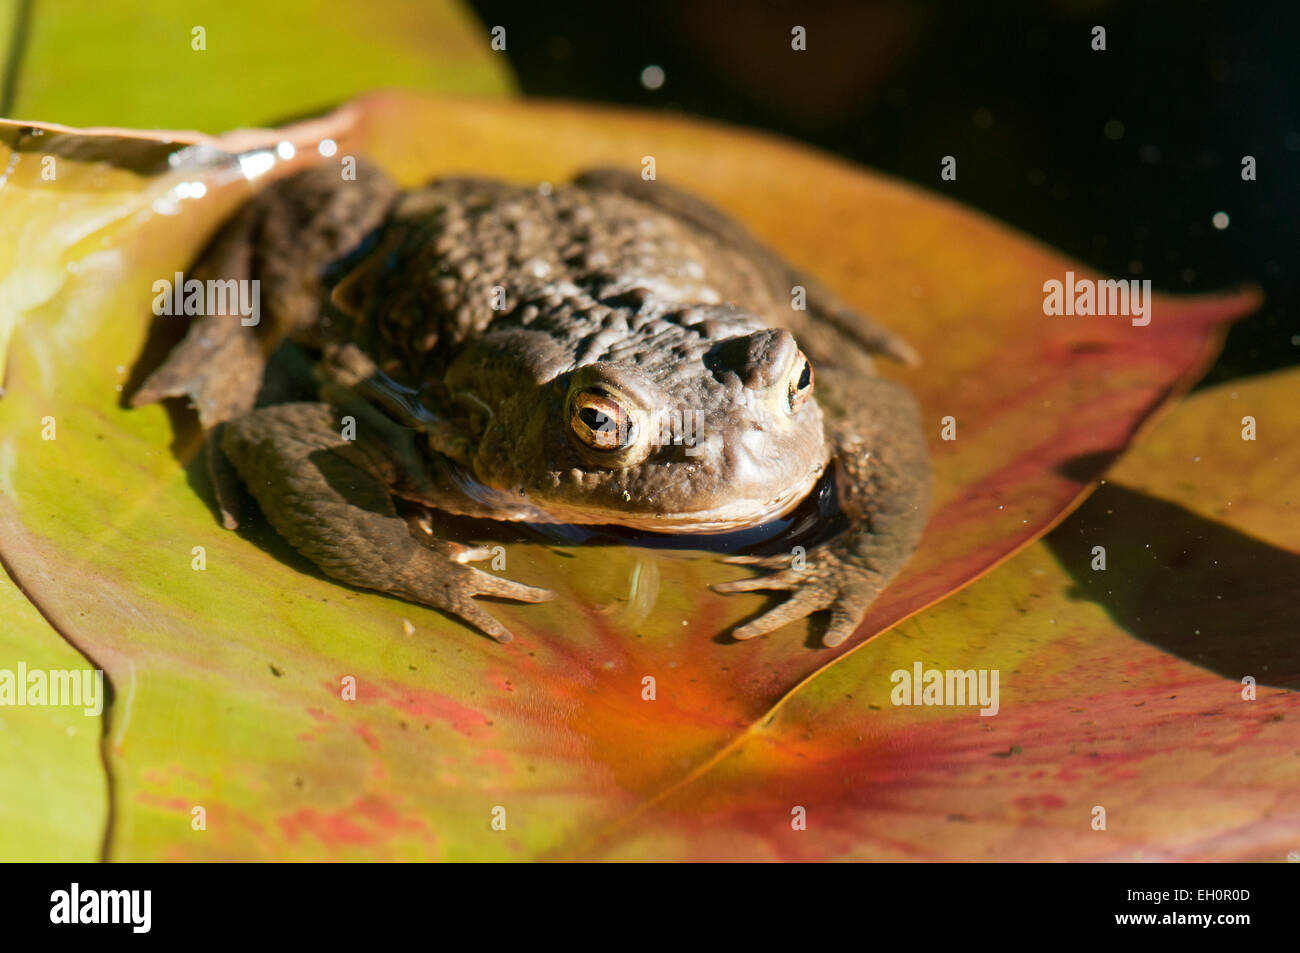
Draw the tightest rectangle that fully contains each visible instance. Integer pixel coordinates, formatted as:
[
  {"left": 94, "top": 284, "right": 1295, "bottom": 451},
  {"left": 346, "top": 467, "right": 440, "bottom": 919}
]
[{"left": 435, "top": 458, "right": 827, "bottom": 534}]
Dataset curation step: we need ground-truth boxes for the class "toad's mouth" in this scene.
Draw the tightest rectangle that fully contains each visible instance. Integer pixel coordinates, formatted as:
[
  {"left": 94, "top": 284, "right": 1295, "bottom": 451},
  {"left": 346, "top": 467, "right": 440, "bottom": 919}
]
[
  {"left": 425, "top": 455, "right": 827, "bottom": 534},
  {"left": 530, "top": 462, "right": 826, "bottom": 533}
]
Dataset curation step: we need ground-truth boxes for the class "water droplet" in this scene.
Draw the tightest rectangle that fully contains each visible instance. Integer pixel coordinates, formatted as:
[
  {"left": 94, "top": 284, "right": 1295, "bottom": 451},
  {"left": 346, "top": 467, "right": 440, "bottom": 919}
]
[{"left": 239, "top": 151, "right": 275, "bottom": 180}]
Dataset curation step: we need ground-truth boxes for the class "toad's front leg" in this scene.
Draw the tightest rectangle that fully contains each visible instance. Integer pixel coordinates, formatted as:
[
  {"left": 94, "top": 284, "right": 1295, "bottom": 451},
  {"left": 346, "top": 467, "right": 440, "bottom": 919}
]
[
  {"left": 713, "top": 374, "right": 931, "bottom": 647},
  {"left": 221, "top": 401, "right": 553, "bottom": 642}
]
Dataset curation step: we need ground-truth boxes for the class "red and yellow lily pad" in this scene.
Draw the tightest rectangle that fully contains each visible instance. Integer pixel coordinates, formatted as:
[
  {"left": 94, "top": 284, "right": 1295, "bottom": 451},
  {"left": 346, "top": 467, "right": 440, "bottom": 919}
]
[{"left": 0, "top": 92, "right": 1276, "bottom": 860}]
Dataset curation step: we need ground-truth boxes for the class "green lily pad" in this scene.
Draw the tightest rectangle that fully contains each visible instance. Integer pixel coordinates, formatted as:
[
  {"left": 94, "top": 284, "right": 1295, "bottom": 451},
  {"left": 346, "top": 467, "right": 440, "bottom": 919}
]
[
  {"left": 0, "top": 563, "right": 108, "bottom": 861},
  {"left": 4, "top": 0, "right": 513, "bottom": 131}
]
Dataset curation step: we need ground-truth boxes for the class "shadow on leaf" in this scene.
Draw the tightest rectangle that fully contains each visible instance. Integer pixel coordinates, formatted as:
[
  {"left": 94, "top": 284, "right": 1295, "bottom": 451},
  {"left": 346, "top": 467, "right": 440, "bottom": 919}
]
[{"left": 1046, "top": 483, "right": 1300, "bottom": 690}]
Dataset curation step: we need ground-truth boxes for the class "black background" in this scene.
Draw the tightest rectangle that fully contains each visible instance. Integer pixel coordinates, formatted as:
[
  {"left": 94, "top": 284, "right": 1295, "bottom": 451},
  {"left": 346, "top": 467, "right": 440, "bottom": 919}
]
[
  {"left": 470, "top": 0, "right": 1298, "bottom": 388},
  {"left": 5, "top": 862, "right": 1283, "bottom": 937}
]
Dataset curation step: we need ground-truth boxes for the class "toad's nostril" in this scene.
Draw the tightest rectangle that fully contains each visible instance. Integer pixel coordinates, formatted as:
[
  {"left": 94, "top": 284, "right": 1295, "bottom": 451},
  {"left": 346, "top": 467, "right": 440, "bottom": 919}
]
[{"left": 705, "top": 328, "right": 799, "bottom": 389}]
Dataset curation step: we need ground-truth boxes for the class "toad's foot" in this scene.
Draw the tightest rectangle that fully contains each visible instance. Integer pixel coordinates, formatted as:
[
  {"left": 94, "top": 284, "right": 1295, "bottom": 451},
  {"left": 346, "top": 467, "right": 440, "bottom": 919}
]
[
  {"left": 712, "top": 546, "right": 891, "bottom": 647},
  {"left": 392, "top": 539, "right": 554, "bottom": 643},
  {"left": 221, "top": 401, "right": 552, "bottom": 643}
]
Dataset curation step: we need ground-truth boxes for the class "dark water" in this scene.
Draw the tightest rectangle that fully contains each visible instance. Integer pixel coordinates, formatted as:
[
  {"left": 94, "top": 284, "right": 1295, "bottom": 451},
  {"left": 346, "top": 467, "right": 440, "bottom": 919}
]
[{"left": 472, "top": 0, "right": 1300, "bottom": 388}]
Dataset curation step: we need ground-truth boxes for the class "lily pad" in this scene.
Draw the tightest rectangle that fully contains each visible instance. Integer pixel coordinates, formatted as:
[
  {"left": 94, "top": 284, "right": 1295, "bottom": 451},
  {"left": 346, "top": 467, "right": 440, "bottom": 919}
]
[
  {"left": 4, "top": 0, "right": 513, "bottom": 131},
  {"left": 0, "top": 93, "right": 1263, "bottom": 859},
  {"left": 0, "top": 563, "right": 108, "bottom": 861}
]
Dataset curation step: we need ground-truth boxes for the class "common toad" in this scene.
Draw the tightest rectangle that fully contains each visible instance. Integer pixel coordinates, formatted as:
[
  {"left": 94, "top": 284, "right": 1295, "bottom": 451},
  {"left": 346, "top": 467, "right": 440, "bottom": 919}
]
[{"left": 133, "top": 162, "right": 930, "bottom": 646}]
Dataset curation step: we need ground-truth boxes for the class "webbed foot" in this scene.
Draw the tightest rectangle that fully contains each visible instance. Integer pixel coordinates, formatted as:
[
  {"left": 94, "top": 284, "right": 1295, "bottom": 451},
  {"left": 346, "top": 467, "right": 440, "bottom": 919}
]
[
  {"left": 222, "top": 402, "right": 553, "bottom": 643},
  {"left": 713, "top": 546, "right": 889, "bottom": 647}
]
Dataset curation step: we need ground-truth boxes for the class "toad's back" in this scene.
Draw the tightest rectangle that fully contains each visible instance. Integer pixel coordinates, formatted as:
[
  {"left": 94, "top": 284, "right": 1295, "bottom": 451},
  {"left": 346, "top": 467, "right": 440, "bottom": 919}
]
[{"left": 319, "top": 178, "right": 789, "bottom": 386}]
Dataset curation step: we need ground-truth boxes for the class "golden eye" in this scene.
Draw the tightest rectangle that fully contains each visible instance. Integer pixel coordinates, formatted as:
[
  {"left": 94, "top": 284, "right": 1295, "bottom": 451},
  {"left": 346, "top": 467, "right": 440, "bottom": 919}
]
[
  {"left": 786, "top": 352, "right": 814, "bottom": 414},
  {"left": 570, "top": 391, "right": 633, "bottom": 450}
]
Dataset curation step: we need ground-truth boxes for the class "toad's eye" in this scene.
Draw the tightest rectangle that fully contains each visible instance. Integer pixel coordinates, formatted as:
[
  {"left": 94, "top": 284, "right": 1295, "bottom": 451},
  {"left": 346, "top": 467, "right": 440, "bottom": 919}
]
[
  {"left": 570, "top": 391, "right": 634, "bottom": 450},
  {"left": 786, "top": 352, "right": 814, "bottom": 414}
]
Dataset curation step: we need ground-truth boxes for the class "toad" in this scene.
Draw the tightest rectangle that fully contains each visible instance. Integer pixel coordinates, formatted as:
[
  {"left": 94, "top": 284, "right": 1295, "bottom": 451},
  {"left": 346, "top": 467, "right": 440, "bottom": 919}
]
[{"left": 133, "top": 162, "right": 930, "bottom": 646}]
